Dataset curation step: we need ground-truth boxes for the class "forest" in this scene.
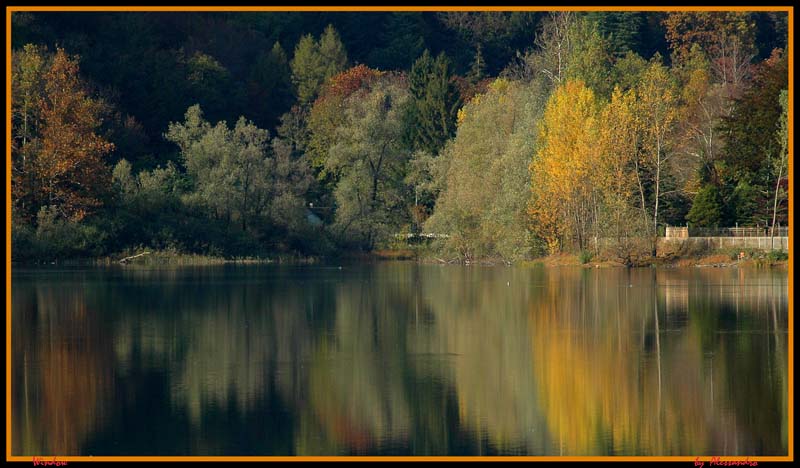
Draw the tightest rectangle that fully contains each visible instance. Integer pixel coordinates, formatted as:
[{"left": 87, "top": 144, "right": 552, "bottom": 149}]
[{"left": 9, "top": 10, "right": 790, "bottom": 263}]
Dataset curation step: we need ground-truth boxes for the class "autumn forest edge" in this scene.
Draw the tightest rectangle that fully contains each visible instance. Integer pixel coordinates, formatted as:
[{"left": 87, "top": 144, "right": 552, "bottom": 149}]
[{"left": 8, "top": 10, "right": 791, "bottom": 264}]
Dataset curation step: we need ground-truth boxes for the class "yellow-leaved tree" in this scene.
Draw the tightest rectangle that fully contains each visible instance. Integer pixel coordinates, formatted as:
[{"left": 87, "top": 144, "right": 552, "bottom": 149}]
[
  {"left": 635, "top": 56, "right": 680, "bottom": 255},
  {"left": 595, "top": 86, "right": 649, "bottom": 263},
  {"left": 529, "top": 79, "right": 600, "bottom": 254}
]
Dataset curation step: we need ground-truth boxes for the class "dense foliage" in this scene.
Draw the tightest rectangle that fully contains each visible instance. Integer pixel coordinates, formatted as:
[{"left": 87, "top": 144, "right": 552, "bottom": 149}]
[{"left": 10, "top": 11, "right": 790, "bottom": 262}]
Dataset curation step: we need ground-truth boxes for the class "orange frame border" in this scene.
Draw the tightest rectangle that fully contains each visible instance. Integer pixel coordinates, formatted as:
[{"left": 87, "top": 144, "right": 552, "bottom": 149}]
[{"left": 5, "top": 4, "right": 794, "bottom": 463}]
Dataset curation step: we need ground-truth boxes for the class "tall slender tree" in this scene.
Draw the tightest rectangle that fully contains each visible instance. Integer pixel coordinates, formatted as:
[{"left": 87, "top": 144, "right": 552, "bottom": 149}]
[{"left": 635, "top": 55, "right": 679, "bottom": 253}]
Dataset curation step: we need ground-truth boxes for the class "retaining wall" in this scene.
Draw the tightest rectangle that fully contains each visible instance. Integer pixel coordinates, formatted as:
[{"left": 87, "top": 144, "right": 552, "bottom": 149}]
[{"left": 658, "top": 236, "right": 789, "bottom": 252}]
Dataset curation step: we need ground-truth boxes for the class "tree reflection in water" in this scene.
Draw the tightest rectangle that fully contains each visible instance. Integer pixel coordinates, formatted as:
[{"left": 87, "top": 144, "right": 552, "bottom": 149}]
[{"left": 11, "top": 264, "right": 788, "bottom": 456}]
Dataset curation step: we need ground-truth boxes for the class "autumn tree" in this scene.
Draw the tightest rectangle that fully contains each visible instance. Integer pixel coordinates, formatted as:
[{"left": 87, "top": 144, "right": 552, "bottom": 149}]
[
  {"left": 24, "top": 48, "right": 115, "bottom": 222},
  {"left": 307, "top": 65, "right": 384, "bottom": 173},
  {"left": 664, "top": 13, "right": 756, "bottom": 213},
  {"left": 718, "top": 49, "right": 787, "bottom": 225},
  {"left": 596, "top": 86, "right": 649, "bottom": 263},
  {"left": 529, "top": 79, "right": 600, "bottom": 254},
  {"left": 671, "top": 44, "right": 727, "bottom": 192},
  {"left": 634, "top": 55, "right": 679, "bottom": 253},
  {"left": 665, "top": 13, "right": 758, "bottom": 212},
  {"left": 664, "top": 12, "right": 756, "bottom": 108},
  {"left": 720, "top": 49, "right": 787, "bottom": 179}
]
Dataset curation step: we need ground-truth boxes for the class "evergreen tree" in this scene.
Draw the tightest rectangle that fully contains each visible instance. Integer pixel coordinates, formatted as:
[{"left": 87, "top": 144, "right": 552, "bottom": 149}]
[
  {"left": 290, "top": 25, "right": 348, "bottom": 107},
  {"left": 585, "top": 12, "right": 645, "bottom": 57},
  {"left": 318, "top": 24, "right": 348, "bottom": 80},
  {"left": 247, "top": 41, "right": 294, "bottom": 129},
  {"left": 366, "top": 13, "right": 426, "bottom": 70},
  {"left": 686, "top": 184, "right": 723, "bottom": 228},
  {"left": 466, "top": 44, "right": 486, "bottom": 84},
  {"left": 406, "top": 50, "right": 461, "bottom": 155}
]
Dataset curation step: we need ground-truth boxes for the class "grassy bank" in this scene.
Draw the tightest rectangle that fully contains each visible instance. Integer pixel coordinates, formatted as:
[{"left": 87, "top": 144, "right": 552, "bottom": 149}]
[
  {"left": 520, "top": 248, "right": 788, "bottom": 269},
  {"left": 13, "top": 248, "right": 321, "bottom": 267},
  {"left": 12, "top": 243, "right": 788, "bottom": 269}
]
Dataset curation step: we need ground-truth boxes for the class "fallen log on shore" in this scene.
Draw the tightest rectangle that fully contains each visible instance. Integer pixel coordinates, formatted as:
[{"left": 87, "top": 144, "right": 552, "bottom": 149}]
[{"left": 119, "top": 251, "right": 151, "bottom": 264}]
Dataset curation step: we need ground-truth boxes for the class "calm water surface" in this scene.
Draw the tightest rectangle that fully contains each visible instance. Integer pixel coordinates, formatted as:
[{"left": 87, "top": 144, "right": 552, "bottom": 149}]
[{"left": 11, "top": 263, "right": 789, "bottom": 456}]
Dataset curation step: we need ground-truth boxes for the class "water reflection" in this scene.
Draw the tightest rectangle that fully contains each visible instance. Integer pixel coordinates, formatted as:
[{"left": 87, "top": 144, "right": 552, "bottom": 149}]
[{"left": 11, "top": 264, "right": 788, "bottom": 456}]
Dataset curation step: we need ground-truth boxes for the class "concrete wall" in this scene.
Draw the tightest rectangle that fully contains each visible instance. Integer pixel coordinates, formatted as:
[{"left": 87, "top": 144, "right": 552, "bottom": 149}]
[
  {"left": 658, "top": 237, "right": 789, "bottom": 252},
  {"left": 665, "top": 226, "right": 688, "bottom": 238}
]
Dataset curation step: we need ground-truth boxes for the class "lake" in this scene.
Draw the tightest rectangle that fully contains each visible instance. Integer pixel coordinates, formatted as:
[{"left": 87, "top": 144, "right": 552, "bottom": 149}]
[{"left": 10, "top": 263, "right": 789, "bottom": 456}]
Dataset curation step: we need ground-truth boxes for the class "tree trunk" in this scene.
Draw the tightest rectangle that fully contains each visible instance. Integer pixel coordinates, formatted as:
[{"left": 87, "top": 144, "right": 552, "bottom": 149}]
[
  {"left": 771, "top": 157, "right": 784, "bottom": 237},
  {"left": 652, "top": 139, "right": 661, "bottom": 257}
]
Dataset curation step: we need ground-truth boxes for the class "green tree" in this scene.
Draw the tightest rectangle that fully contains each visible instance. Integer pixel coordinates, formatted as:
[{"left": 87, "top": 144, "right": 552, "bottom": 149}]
[
  {"left": 770, "top": 89, "right": 788, "bottom": 235},
  {"left": 322, "top": 75, "right": 411, "bottom": 250},
  {"left": 611, "top": 50, "right": 648, "bottom": 92},
  {"left": 686, "top": 184, "right": 723, "bottom": 227},
  {"left": 436, "top": 11, "right": 539, "bottom": 75},
  {"left": 247, "top": 41, "right": 294, "bottom": 129},
  {"left": 585, "top": 12, "right": 645, "bottom": 57},
  {"left": 406, "top": 50, "right": 462, "bottom": 155},
  {"left": 11, "top": 44, "right": 48, "bottom": 222},
  {"left": 729, "top": 179, "right": 764, "bottom": 226},
  {"left": 290, "top": 25, "right": 348, "bottom": 106},
  {"left": 165, "top": 105, "right": 273, "bottom": 231},
  {"left": 565, "top": 16, "right": 615, "bottom": 99},
  {"left": 428, "top": 78, "right": 547, "bottom": 260},
  {"left": 405, "top": 149, "right": 447, "bottom": 232},
  {"left": 185, "top": 51, "right": 240, "bottom": 124},
  {"left": 505, "top": 12, "right": 613, "bottom": 99},
  {"left": 365, "top": 13, "right": 426, "bottom": 70},
  {"left": 319, "top": 24, "right": 348, "bottom": 76},
  {"left": 466, "top": 44, "right": 486, "bottom": 84}
]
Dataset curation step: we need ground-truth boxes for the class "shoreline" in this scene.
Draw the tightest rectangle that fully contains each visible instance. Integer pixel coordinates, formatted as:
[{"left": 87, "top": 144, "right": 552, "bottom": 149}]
[{"left": 11, "top": 248, "right": 788, "bottom": 269}]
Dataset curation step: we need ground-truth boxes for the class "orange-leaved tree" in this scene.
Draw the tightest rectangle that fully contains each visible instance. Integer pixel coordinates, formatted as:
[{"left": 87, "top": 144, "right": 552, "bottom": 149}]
[{"left": 24, "top": 48, "right": 114, "bottom": 222}]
